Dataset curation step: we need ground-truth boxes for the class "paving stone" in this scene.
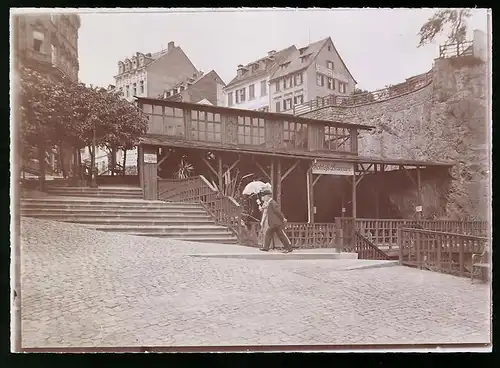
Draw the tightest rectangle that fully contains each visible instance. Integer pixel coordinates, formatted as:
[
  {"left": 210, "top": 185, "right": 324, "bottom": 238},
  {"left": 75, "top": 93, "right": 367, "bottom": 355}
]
[{"left": 20, "top": 217, "right": 491, "bottom": 348}]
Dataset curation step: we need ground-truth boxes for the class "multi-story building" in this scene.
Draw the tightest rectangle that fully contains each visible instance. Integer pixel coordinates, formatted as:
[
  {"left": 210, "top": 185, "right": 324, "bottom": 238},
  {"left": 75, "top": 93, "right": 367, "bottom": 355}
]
[
  {"left": 223, "top": 37, "right": 356, "bottom": 114},
  {"left": 114, "top": 41, "right": 200, "bottom": 102},
  {"left": 159, "top": 70, "right": 226, "bottom": 106},
  {"left": 13, "top": 13, "right": 81, "bottom": 82},
  {"left": 268, "top": 37, "right": 357, "bottom": 113},
  {"left": 223, "top": 46, "right": 296, "bottom": 112},
  {"left": 13, "top": 12, "right": 82, "bottom": 177}
]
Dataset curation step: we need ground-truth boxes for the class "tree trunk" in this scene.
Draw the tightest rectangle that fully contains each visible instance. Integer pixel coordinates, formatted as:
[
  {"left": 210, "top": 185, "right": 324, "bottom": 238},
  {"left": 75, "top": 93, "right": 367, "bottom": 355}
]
[
  {"left": 37, "top": 144, "right": 46, "bottom": 191},
  {"left": 111, "top": 147, "right": 116, "bottom": 176},
  {"left": 122, "top": 149, "right": 127, "bottom": 175},
  {"left": 59, "top": 144, "right": 67, "bottom": 178}
]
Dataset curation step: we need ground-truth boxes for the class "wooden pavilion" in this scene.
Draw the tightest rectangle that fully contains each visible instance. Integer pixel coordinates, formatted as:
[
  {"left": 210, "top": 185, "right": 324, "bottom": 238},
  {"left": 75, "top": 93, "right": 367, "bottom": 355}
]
[{"left": 135, "top": 97, "right": 453, "bottom": 224}]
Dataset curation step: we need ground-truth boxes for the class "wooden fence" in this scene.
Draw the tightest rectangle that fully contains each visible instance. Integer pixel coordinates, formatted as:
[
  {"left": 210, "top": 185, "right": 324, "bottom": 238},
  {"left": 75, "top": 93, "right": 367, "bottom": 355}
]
[
  {"left": 349, "top": 218, "right": 488, "bottom": 251},
  {"left": 398, "top": 227, "right": 489, "bottom": 278},
  {"left": 241, "top": 221, "right": 337, "bottom": 249},
  {"left": 439, "top": 41, "right": 474, "bottom": 59},
  {"left": 292, "top": 71, "right": 433, "bottom": 115}
]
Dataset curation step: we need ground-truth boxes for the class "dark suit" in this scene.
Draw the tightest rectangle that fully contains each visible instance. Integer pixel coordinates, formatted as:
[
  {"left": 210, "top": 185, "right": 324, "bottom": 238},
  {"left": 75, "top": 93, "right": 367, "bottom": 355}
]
[{"left": 263, "top": 199, "right": 292, "bottom": 251}]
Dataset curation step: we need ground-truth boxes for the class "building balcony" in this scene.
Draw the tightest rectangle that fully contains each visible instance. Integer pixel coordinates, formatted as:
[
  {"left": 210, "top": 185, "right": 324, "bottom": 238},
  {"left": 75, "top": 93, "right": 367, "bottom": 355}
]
[{"left": 25, "top": 49, "right": 51, "bottom": 65}]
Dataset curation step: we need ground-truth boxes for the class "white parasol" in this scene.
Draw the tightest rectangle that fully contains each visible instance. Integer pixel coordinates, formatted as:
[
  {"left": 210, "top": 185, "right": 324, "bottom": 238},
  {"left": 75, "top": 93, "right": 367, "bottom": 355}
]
[{"left": 242, "top": 181, "right": 269, "bottom": 195}]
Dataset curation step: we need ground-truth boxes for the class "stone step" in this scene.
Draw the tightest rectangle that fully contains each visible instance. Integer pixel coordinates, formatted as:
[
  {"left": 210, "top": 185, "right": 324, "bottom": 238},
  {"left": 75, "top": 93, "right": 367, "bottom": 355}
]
[
  {"left": 19, "top": 209, "right": 211, "bottom": 217},
  {"left": 21, "top": 215, "right": 216, "bottom": 225},
  {"left": 129, "top": 233, "right": 238, "bottom": 243},
  {"left": 83, "top": 224, "right": 232, "bottom": 233},
  {"left": 20, "top": 198, "right": 202, "bottom": 208}
]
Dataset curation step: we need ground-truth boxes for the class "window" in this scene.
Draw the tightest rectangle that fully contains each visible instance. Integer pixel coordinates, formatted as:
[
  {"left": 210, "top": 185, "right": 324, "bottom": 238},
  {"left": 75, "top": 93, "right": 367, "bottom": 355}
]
[
  {"left": 275, "top": 80, "right": 281, "bottom": 92},
  {"left": 293, "top": 95, "right": 304, "bottom": 105},
  {"left": 249, "top": 84, "right": 255, "bottom": 100},
  {"left": 32, "top": 31, "right": 44, "bottom": 52},
  {"left": 284, "top": 77, "right": 292, "bottom": 89},
  {"left": 237, "top": 88, "right": 246, "bottom": 103},
  {"left": 140, "top": 80, "right": 144, "bottom": 94},
  {"left": 324, "top": 125, "right": 351, "bottom": 152},
  {"left": 179, "top": 85, "right": 185, "bottom": 92},
  {"left": 339, "top": 82, "right": 347, "bottom": 94},
  {"left": 284, "top": 98, "right": 293, "bottom": 111},
  {"left": 166, "top": 91, "right": 171, "bottom": 97},
  {"left": 327, "top": 77, "right": 334, "bottom": 90},
  {"left": 260, "top": 80, "right": 267, "bottom": 96},
  {"left": 132, "top": 83, "right": 137, "bottom": 96},
  {"left": 125, "top": 85, "right": 129, "bottom": 97},
  {"left": 132, "top": 59, "right": 137, "bottom": 68},
  {"left": 275, "top": 101, "right": 281, "bottom": 112},
  {"left": 284, "top": 121, "right": 308, "bottom": 149},
  {"left": 51, "top": 44, "right": 57, "bottom": 64},
  {"left": 119, "top": 87, "right": 123, "bottom": 96},
  {"left": 294, "top": 73, "right": 303, "bottom": 86},
  {"left": 191, "top": 111, "right": 221, "bottom": 142},
  {"left": 327, "top": 61, "right": 334, "bottom": 70},
  {"left": 328, "top": 45, "right": 332, "bottom": 52},
  {"left": 228, "top": 92, "right": 234, "bottom": 106},
  {"left": 316, "top": 74, "right": 324, "bottom": 86},
  {"left": 237, "top": 116, "right": 265, "bottom": 145}
]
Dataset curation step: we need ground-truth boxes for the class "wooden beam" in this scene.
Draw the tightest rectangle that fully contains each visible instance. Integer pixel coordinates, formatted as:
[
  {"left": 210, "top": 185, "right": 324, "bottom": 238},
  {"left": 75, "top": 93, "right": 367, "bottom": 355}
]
[
  {"left": 281, "top": 159, "right": 300, "bottom": 182},
  {"left": 270, "top": 159, "right": 275, "bottom": 199},
  {"left": 374, "top": 164, "right": 379, "bottom": 219},
  {"left": 306, "top": 165, "right": 314, "bottom": 223},
  {"left": 416, "top": 166, "right": 422, "bottom": 219},
  {"left": 277, "top": 159, "right": 282, "bottom": 206},
  {"left": 352, "top": 170, "right": 357, "bottom": 218},
  {"left": 218, "top": 154, "right": 223, "bottom": 192},
  {"left": 201, "top": 156, "right": 218, "bottom": 178},
  {"left": 313, "top": 174, "right": 322, "bottom": 187},
  {"left": 400, "top": 165, "right": 417, "bottom": 187},
  {"left": 225, "top": 157, "right": 240, "bottom": 175},
  {"left": 255, "top": 160, "right": 270, "bottom": 181},
  {"left": 157, "top": 150, "right": 170, "bottom": 167}
]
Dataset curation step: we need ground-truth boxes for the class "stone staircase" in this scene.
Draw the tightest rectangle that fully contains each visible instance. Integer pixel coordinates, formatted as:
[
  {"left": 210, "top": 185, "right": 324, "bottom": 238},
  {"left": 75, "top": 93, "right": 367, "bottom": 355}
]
[{"left": 20, "top": 187, "right": 238, "bottom": 244}]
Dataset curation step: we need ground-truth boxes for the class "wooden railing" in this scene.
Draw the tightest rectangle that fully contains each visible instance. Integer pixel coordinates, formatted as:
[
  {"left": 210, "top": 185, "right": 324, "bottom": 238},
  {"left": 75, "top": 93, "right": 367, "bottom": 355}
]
[
  {"left": 353, "top": 219, "right": 489, "bottom": 251},
  {"left": 158, "top": 175, "right": 242, "bottom": 235},
  {"left": 292, "top": 71, "right": 433, "bottom": 115},
  {"left": 439, "top": 41, "right": 474, "bottom": 59},
  {"left": 399, "top": 227, "right": 489, "bottom": 278},
  {"left": 348, "top": 231, "right": 390, "bottom": 260},
  {"left": 242, "top": 221, "right": 337, "bottom": 249}
]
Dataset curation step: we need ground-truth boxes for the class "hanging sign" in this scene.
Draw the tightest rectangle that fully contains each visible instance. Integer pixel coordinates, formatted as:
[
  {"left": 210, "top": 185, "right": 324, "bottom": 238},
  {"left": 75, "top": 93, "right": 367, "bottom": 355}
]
[
  {"left": 312, "top": 160, "right": 354, "bottom": 176},
  {"left": 144, "top": 153, "right": 157, "bottom": 164},
  {"left": 415, "top": 206, "right": 423, "bottom": 212}
]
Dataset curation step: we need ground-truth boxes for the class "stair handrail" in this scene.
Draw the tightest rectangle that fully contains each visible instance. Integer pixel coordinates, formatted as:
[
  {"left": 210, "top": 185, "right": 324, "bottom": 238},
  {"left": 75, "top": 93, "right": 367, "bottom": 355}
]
[
  {"left": 348, "top": 230, "right": 390, "bottom": 260},
  {"left": 158, "top": 175, "right": 242, "bottom": 237}
]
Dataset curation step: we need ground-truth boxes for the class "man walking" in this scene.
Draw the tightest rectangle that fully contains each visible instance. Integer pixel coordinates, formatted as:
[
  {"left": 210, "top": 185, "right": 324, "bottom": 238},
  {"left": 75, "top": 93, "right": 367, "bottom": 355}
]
[{"left": 260, "top": 191, "right": 293, "bottom": 253}]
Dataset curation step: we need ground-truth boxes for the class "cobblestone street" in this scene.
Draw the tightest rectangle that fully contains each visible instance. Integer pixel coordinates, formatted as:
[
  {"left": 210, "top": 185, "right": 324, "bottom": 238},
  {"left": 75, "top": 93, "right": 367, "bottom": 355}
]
[{"left": 20, "top": 218, "right": 491, "bottom": 348}]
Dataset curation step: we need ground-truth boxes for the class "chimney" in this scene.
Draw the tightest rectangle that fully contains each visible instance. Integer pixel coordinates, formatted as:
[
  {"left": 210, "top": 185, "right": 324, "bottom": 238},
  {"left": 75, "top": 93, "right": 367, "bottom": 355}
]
[
  {"left": 237, "top": 64, "right": 244, "bottom": 78},
  {"left": 268, "top": 50, "right": 276, "bottom": 56},
  {"left": 167, "top": 41, "right": 175, "bottom": 52}
]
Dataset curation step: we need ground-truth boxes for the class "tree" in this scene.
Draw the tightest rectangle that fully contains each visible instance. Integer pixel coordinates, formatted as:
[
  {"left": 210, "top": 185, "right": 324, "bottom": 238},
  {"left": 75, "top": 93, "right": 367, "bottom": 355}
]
[{"left": 417, "top": 9, "right": 472, "bottom": 54}]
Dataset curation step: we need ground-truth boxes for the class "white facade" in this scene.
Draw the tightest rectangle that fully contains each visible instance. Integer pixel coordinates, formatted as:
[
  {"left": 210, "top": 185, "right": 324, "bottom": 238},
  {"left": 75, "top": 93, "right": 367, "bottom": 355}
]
[{"left": 224, "top": 77, "right": 271, "bottom": 112}]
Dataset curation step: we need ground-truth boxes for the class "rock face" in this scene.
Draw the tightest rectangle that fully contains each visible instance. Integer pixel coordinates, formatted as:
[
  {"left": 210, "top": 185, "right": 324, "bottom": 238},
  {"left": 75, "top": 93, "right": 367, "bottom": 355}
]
[{"left": 301, "top": 56, "right": 489, "bottom": 220}]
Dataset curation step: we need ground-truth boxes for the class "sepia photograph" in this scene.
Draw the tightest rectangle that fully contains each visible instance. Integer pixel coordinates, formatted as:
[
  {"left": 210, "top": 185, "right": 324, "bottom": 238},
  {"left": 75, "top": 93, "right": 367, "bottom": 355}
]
[{"left": 10, "top": 7, "right": 491, "bottom": 353}]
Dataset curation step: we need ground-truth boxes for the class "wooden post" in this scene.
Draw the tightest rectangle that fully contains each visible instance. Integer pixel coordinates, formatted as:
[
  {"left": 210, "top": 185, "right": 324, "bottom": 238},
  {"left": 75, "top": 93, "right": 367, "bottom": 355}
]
[
  {"left": 138, "top": 145, "right": 144, "bottom": 195},
  {"left": 218, "top": 154, "right": 223, "bottom": 192},
  {"left": 352, "top": 166, "right": 357, "bottom": 219},
  {"left": 270, "top": 159, "right": 275, "bottom": 199},
  {"left": 142, "top": 146, "right": 158, "bottom": 200},
  {"left": 374, "top": 164, "right": 379, "bottom": 219},
  {"left": 276, "top": 159, "right": 282, "bottom": 207},
  {"left": 416, "top": 166, "right": 422, "bottom": 219},
  {"left": 306, "top": 163, "right": 314, "bottom": 223}
]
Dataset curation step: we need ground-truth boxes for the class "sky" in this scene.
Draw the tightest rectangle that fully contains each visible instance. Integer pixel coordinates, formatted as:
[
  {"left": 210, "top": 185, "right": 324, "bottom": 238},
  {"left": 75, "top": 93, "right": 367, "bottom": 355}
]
[{"left": 76, "top": 8, "right": 488, "bottom": 92}]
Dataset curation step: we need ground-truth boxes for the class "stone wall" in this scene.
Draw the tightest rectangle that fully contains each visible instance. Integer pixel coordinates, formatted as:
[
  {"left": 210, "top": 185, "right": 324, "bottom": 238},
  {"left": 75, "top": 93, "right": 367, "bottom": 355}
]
[{"left": 301, "top": 56, "right": 489, "bottom": 220}]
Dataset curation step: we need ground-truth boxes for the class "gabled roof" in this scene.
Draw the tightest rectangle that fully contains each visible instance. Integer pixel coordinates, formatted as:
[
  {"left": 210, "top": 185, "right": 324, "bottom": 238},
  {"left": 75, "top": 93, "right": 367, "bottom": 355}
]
[
  {"left": 160, "top": 70, "right": 226, "bottom": 101},
  {"left": 269, "top": 37, "right": 357, "bottom": 84},
  {"left": 224, "top": 46, "right": 296, "bottom": 90}
]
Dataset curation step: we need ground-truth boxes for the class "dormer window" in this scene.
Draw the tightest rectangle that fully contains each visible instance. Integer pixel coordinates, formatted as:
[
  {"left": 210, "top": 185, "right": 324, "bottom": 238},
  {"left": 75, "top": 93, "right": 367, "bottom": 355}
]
[
  {"left": 180, "top": 86, "right": 185, "bottom": 92},
  {"left": 139, "top": 57, "right": 144, "bottom": 66},
  {"left": 132, "top": 58, "right": 137, "bottom": 68}
]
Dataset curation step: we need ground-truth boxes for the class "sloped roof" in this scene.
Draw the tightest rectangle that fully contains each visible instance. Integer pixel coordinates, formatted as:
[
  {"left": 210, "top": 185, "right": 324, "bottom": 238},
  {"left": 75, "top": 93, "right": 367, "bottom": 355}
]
[
  {"left": 270, "top": 38, "right": 328, "bottom": 81},
  {"left": 225, "top": 46, "right": 296, "bottom": 89},
  {"left": 269, "top": 37, "right": 357, "bottom": 84},
  {"left": 161, "top": 70, "right": 226, "bottom": 101}
]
